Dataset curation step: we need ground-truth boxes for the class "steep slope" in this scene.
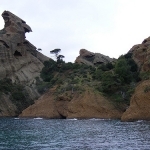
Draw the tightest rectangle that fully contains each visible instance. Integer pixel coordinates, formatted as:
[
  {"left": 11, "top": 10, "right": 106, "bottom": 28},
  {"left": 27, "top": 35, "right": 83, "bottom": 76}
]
[{"left": 0, "top": 11, "right": 49, "bottom": 116}]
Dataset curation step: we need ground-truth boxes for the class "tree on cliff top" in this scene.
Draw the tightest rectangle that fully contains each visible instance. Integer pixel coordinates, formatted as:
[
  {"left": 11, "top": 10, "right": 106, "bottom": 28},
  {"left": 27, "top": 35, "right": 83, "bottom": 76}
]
[
  {"left": 50, "top": 48, "right": 61, "bottom": 58},
  {"left": 50, "top": 48, "right": 65, "bottom": 63}
]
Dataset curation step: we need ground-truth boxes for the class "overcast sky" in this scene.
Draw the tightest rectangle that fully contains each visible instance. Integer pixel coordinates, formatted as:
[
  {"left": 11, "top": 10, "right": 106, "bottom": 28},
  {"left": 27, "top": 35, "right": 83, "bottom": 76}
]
[{"left": 0, "top": 0, "right": 150, "bottom": 62}]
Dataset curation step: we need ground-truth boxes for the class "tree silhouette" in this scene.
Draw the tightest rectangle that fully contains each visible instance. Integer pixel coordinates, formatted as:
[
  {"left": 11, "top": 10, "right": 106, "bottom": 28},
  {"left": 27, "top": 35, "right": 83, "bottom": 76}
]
[
  {"left": 50, "top": 48, "right": 61, "bottom": 59},
  {"left": 50, "top": 48, "right": 65, "bottom": 63},
  {"left": 37, "top": 48, "right": 42, "bottom": 51}
]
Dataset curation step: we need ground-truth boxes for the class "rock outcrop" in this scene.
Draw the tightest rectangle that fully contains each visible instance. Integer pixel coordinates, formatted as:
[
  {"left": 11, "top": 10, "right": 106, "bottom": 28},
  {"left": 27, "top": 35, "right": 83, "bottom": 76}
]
[
  {"left": 20, "top": 87, "right": 123, "bottom": 119},
  {"left": 75, "top": 49, "right": 113, "bottom": 66},
  {"left": 129, "top": 37, "right": 150, "bottom": 72},
  {"left": 121, "top": 80, "right": 150, "bottom": 121},
  {"left": 0, "top": 11, "right": 49, "bottom": 82},
  {"left": 0, "top": 11, "right": 49, "bottom": 116}
]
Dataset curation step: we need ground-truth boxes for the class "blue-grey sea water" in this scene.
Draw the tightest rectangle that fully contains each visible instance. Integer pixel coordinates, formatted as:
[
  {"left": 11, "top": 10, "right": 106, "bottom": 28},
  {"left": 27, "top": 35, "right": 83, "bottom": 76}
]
[{"left": 0, "top": 118, "right": 150, "bottom": 150}]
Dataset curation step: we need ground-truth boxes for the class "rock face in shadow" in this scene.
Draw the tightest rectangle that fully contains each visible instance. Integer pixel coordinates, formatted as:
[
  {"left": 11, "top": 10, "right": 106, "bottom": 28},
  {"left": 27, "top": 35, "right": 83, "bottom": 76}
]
[
  {"left": 20, "top": 87, "right": 123, "bottom": 119},
  {"left": 121, "top": 80, "right": 150, "bottom": 121},
  {"left": 0, "top": 11, "right": 49, "bottom": 116},
  {"left": 75, "top": 49, "right": 113, "bottom": 66}
]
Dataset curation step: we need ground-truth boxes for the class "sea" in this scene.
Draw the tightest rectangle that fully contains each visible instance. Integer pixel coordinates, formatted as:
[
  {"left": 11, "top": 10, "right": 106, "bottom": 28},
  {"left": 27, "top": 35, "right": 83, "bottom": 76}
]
[{"left": 0, "top": 118, "right": 150, "bottom": 150}]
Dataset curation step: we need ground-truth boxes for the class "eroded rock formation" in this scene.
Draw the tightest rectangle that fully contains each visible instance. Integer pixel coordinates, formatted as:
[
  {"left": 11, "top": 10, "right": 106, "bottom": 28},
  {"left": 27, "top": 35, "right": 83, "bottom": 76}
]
[
  {"left": 75, "top": 49, "right": 113, "bottom": 66},
  {"left": 0, "top": 11, "right": 49, "bottom": 82},
  {"left": 0, "top": 11, "right": 49, "bottom": 116},
  {"left": 20, "top": 87, "right": 123, "bottom": 119}
]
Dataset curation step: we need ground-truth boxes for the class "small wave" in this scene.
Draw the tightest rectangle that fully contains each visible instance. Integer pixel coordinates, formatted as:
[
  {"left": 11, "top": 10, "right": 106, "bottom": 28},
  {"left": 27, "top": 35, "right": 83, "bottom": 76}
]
[
  {"left": 136, "top": 120, "right": 144, "bottom": 122},
  {"left": 67, "top": 118, "right": 78, "bottom": 120},
  {"left": 89, "top": 118, "right": 111, "bottom": 120},
  {"left": 33, "top": 117, "right": 43, "bottom": 120},
  {"left": 14, "top": 118, "right": 20, "bottom": 120}
]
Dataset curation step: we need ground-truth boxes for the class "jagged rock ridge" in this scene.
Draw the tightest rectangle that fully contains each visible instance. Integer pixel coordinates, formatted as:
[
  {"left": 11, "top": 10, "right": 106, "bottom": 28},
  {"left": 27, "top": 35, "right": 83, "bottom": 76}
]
[
  {"left": 75, "top": 49, "right": 113, "bottom": 66},
  {"left": 0, "top": 11, "right": 49, "bottom": 116}
]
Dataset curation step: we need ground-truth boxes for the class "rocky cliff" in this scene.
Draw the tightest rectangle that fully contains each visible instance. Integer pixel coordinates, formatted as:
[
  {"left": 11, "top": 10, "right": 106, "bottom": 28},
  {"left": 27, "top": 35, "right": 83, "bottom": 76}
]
[
  {"left": 121, "top": 37, "right": 150, "bottom": 121},
  {"left": 0, "top": 11, "right": 49, "bottom": 116},
  {"left": 75, "top": 49, "right": 113, "bottom": 66},
  {"left": 129, "top": 37, "right": 150, "bottom": 72},
  {"left": 121, "top": 80, "right": 150, "bottom": 121}
]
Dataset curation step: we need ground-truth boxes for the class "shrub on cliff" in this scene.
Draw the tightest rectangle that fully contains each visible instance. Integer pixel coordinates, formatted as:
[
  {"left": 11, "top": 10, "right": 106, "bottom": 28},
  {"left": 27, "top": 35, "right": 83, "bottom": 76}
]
[
  {"left": 99, "top": 54, "right": 139, "bottom": 104},
  {"left": 115, "top": 54, "right": 139, "bottom": 83},
  {"left": 40, "top": 60, "right": 57, "bottom": 82},
  {"left": 0, "top": 78, "right": 12, "bottom": 93},
  {"left": 0, "top": 78, "right": 33, "bottom": 113},
  {"left": 101, "top": 71, "right": 121, "bottom": 93},
  {"left": 40, "top": 53, "right": 139, "bottom": 105},
  {"left": 114, "top": 58, "right": 132, "bottom": 84}
]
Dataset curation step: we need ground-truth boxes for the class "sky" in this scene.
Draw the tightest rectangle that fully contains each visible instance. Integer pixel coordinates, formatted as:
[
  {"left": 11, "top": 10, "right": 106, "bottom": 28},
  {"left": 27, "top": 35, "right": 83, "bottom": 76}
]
[{"left": 0, "top": 0, "right": 150, "bottom": 62}]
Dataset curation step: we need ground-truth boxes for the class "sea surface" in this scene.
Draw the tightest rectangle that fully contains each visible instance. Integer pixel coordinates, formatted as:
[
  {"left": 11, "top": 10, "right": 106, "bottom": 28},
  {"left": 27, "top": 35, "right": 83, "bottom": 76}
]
[{"left": 0, "top": 118, "right": 150, "bottom": 150}]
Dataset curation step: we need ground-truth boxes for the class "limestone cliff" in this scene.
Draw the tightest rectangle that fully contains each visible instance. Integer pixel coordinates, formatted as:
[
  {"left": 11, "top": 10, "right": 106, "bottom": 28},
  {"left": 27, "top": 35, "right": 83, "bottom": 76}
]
[
  {"left": 75, "top": 49, "right": 113, "bottom": 66},
  {"left": 20, "top": 87, "right": 123, "bottom": 119},
  {"left": 0, "top": 11, "right": 49, "bottom": 116}
]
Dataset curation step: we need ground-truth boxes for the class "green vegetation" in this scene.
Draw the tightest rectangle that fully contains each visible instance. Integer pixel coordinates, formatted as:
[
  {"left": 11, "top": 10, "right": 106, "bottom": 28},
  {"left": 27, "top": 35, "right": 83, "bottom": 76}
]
[
  {"left": 50, "top": 48, "right": 65, "bottom": 63},
  {"left": 140, "top": 71, "right": 150, "bottom": 80},
  {"left": 0, "top": 50, "right": 142, "bottom": 114},
  {"left": 0, "top": 78, "right": 34, "bottom": 113},
  {"left": 98, "top": 53, "right": 139, "bottom": 104},
  {"left": 35, "top": 76, "right": 51, "bottom": 94},
  {"left": 40, "top": 60, "right": 95, "bottom": 97},
  {"left": 40, "top": 52, "right": 140, "bottom": 106},
  {"left": 144, "top": 85, "right": 150, "bottom": 93}
]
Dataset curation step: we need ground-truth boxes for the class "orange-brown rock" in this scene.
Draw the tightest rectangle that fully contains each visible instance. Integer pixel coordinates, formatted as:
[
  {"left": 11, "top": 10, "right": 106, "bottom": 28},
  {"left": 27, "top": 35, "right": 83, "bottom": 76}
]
[
  {"left": 121, "top": 80, "right": 150, "bottom": 121},
  {"left": 129, "top": 37, "right": 150, "bottom": 72},
  {"left": 20, "top": 87, "right": 123, "bottom": 119},
  {"left": 75, "top": 49, "right": 113, "bottom": 66},
  {"left": 20, "top": 88, "right": 61, "bottom": 118}
]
